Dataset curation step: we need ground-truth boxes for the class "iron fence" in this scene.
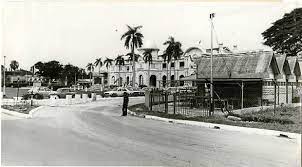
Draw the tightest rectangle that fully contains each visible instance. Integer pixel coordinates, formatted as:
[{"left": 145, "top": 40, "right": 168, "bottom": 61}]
[{"left": 148, "top": 88, "right": 211, "bottom": 117}]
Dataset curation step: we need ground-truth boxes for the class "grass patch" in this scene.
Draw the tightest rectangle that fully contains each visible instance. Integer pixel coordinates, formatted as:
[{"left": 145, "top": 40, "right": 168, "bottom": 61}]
[
  {"left": 129, "top": 103, "right": 301, "bottom": 133},
  {"left": 1, "top": 105, "right": 38, "bottom": 114}
]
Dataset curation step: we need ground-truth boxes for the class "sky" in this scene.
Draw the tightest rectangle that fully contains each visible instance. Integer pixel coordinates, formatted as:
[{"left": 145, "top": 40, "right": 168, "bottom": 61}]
[{"left": 1, "top": 0, "right": 301, "bottom": 70}]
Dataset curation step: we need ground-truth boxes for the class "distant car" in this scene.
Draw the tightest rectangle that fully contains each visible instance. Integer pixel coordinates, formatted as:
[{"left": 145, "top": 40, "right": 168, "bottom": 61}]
[
  {"left": 104, "top": 87, "right": 131, "bottom": 97},
  {"left": 127, "top": 87, "right": 145, "bottom": 96},
  {"left": 51, "top": 88, "right": 77, "bottom": 99},
  {"left": 26, "top": 86, "right": 56, "bottom": 99}
]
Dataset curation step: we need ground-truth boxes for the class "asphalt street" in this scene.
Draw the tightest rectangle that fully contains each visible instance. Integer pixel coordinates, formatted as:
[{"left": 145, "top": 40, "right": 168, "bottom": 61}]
[{"left": 1, "top": 97, "right": 301, "bottom": 166}]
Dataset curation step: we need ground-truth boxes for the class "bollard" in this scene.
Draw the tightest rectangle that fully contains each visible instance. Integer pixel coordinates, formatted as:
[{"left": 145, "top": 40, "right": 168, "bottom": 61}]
[
  {"left": 91, "top": 93, "right": 96, "bottom": 101},
  {"left": 50, "top": 94, "right": 57, "bottom": 107},
  {"left": 66, "top": 95, "right": 72, "bottom": 105},
  {"left": 96, "top": 95, "right": 102, "bottom": 100},
  {"left": 82, "top": 94, "right": 88, "bottom": 103}
]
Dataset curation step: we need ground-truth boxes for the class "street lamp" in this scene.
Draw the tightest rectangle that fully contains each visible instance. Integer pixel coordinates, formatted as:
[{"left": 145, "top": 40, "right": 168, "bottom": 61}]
[
  {"left": 3, "top": 55, "right": 6, "bottom": 96},
  {"left": 210, "top": 13, "right": 215, "bottom": 116}
]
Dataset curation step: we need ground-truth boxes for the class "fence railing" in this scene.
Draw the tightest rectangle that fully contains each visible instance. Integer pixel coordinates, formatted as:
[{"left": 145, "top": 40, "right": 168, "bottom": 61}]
[{"left": 148, "top": 88, "right": 211, "bottom": 117}]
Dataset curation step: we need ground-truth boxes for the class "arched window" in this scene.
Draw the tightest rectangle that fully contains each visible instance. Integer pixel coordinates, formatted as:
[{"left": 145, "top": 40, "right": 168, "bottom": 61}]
[
  {"left": 126, "top": 76, "right": 130, "bottom": 85},
  {"left": 171, "top": 75, "right": 175, "bottom": 87},
  {"left": 112, "top": 76, "right": 115, "bottom": 85},
  {"left": 179, "top": 75, "right": 184, "bottom": 86},
  {"left": 139, "top": 75, "right": 144, "bottom": 85}
]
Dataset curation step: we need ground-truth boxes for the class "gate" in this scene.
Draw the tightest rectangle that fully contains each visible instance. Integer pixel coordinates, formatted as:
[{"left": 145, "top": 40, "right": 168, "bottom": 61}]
[{"left": 149, "top": 88, "right": 210, "bottom": 117}]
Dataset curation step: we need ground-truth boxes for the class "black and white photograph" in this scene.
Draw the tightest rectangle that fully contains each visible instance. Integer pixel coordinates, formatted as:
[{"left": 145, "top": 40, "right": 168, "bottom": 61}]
[{"left": 1, "top": 0, "right": 301, "bottom": 166}]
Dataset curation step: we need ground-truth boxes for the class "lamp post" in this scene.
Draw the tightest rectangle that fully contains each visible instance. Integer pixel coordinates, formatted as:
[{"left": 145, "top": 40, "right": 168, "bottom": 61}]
[
  {"left": 3, "top": 55, "right": 6, "bottom": 96},
  {"left": 210, "top": 13, "right": 215, "bottom": 115}
]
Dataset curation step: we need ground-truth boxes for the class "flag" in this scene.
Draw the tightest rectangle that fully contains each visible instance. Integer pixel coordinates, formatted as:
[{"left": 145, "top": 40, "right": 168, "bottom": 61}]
[{"left": 210, "top": 13, "right": 215, "bottom": 19}]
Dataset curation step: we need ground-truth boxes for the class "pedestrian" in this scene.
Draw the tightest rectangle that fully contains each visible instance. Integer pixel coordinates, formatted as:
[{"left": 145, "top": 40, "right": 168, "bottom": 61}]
[{"left": 122, "top": 92, "right": 129, "bottom": 116}]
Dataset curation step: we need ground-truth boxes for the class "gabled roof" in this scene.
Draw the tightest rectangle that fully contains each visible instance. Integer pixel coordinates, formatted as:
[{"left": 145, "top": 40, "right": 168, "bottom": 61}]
[
  {"left": 195, "top": 51, "right": 280, "bottom": 79},
  {"left": 275, "top": 54, "right": 291, "bottom": 75},
  {"left": 287, "top": 57, "right": 301, "bottom": 77}
]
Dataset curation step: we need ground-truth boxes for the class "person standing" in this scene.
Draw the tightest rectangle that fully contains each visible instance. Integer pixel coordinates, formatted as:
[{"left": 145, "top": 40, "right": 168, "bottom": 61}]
[{"left": 122, "top": 92, "right": 129, "bottom": 116}]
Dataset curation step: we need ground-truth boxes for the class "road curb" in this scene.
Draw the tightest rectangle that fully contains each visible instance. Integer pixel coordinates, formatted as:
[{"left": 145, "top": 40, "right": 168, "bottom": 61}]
[
  {"left": 1, "top": 108, "right": 31, "bottom": 119},
  {"left": 1, "top": 106, "right": 44, "bottom": 119},
  {"left": 128, "top": 110, "right": 301, "bottom": 139}
]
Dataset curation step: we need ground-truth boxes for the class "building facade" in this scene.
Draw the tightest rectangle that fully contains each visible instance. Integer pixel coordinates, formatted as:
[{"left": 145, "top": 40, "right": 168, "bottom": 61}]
[{"left": 105, "top": 42, "right": 196, "bottom": 88}]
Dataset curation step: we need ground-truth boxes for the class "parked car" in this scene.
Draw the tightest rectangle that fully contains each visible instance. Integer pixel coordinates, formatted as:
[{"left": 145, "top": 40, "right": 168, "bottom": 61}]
[
  {"left": 127, "top": 87, "right": 145, "bottom": 96},
  {"left": 26, "top": 86, "right": 56, "bottom": 99},
  {"left": 104, "top": 87, "right": 131, "bottom": 97},
  {"left": 51, "top": 88, "right": 77, "bottom": 99}
]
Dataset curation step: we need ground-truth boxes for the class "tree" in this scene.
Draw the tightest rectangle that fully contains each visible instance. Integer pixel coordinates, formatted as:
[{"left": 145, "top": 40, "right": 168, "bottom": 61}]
[
  {"left": 121, "top": 25, "right": 144, "bottom": 87},
  {"left": 79, "top": 68, "right": 86, "bottom": 79},
  {"left": 10, "top": 60, "right": 19, "bottom": 71},
  {"left": 162, "top": 36, "right": 183, "bottom": 86},
  {"left": 104, "top": 57, "right": 114, "bottom": 69},
  {"left": 142, "top": 49, "right": 153, "bottom": 86},
  {"left": 115, "top": 55, "right": 125, "bottom": 86},
  {"left": 262, "top": 8, "right": 302, "bottom": 56},
  {"left": 94, "top": 58, "right": 103, "bottom": 74},
  {"left": 61, "top": 64, "right": 80, "bottom": 86},
  {"left": 86, "top": 63, "right": 94, "bottom": 85}
]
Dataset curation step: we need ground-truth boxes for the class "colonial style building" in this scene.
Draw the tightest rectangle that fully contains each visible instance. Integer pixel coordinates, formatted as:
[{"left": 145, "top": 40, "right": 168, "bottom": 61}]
[{"left": 103, "top": 41, "right": 197, "bottom": 87}]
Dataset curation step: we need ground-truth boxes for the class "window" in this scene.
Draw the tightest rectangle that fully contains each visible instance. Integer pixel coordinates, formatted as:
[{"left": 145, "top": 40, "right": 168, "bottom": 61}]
[
  {"left": 162, "top": 63, "right": 167, "bottom": 69},
  {"left": 127, "top": 66, "right": 129, "bottom": 71},
  {"left": 179, "top": 62, "right": 185, "bottom": 68},
  {"left": 171, "top": 63, "right": 175, "bottom": 68}
]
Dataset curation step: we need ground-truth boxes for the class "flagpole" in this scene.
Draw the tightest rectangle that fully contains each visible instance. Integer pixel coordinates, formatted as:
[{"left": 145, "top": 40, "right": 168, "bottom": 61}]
[{"left": 210, "top": 13, "right": 215, "bottom": 116}]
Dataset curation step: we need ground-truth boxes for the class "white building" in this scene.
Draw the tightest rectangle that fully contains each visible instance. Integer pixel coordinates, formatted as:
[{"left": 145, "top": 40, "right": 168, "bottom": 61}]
[{"left": 105, "top": 41, "right": 197, "bottom": 88}]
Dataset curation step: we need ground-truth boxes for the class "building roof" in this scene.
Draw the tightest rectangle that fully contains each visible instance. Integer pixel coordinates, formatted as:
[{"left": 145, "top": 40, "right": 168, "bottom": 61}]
[
  {"left": 195, "top": 51, "right": 280, "bottom": 79},
  {"left": 287, "top": 56, "right": 301, "bottom": 77},
  {"left": 5, "top": 69, "right": 33, "bottom": 76},
  {"left": 275, "top": 54, "right": 291, "bottom": 75}
]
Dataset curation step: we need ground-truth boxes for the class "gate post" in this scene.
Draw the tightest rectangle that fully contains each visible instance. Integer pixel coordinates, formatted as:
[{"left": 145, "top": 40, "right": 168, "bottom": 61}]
[
  {"left": 165, "top": 92, "right": 168, "bottom": 114},
  {"left": 150, "top": 91, "right": 153, "bottom": 111},
  {"left": 173, "top": 93, "right": 176, "bottom": 115}
]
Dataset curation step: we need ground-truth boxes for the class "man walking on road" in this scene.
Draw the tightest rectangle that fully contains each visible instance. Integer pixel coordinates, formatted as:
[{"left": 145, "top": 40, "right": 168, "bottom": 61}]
[{"left": 122, "top": 92, "right": 129, "bottom": 116}]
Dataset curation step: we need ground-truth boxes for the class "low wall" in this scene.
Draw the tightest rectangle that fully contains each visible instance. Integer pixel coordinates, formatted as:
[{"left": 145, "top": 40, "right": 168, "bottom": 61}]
[{"left": 1, "top": 94, "right": 100, "bottom": 107}]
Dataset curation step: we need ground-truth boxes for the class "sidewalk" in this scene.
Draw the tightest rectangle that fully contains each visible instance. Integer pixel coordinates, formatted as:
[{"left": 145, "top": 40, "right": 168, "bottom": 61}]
[{"left": 127, "top": 110, "right": 301, "bottom": 139}]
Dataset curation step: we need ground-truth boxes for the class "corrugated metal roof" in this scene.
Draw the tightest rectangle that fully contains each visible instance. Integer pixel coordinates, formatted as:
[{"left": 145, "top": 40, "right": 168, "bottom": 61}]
[{"left": 196, "top": 51, "right": 280, "bottom": 79}]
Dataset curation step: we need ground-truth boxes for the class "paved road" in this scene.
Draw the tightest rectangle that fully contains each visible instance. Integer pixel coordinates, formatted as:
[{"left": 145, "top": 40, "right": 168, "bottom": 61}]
[{"left": 2, "top": 97, "right": 300, "bottom": 166}]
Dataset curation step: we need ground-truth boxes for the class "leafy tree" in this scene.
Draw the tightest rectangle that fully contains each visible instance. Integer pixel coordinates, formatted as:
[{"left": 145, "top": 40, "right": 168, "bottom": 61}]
[
  {"left": 142, "top": 49, "right": 153, "bottom": 86},
  {"left": 115, "top": 55, "right": 125, "bottom": 86},
  {"left": 262, "top": 8, "right": 302, "bottom": 56},
  {"left": 104, "top": 57, "right": 114, "bottom": 69},
  {"left": 33, "top": 61, "right": 63, "bottom": 82},
  {"left": 121, "top": 25, "right": 144, "bottom": 87},
  {"left": 10, "top": 60, "right": 19, "bottom": 71},
  {"left": 62, "top": 64, "right": 80, "bottom": 85}
]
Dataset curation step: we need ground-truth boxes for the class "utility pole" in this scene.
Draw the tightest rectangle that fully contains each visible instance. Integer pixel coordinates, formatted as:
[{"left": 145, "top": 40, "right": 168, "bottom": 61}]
[
  {"left": 210, "top": 13, "right": 215, "bottom": 115},
  {"left": 3, "top": 55, "right": 6, "bottom": 96}
]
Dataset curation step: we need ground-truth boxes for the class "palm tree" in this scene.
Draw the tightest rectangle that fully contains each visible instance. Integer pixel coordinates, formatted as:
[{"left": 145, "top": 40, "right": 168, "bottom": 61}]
[
  {"left": 162, "top": 36, "right": 183, "bottom": 87},
  {"left": 142, "top": 49, "right": 153, "bottom": 87},
  {"left": 115, "top": 55, "right": 125, "bottom": 86},
  {"left": 86, "top": 63, "right": 94, "bottom": 85},
  {"left": 94, "top": 58, "right": 103, "bottom": 85},
  {"left": 104, "top": 57, "right": 114, "bottom": 69},
  {"left": 121, "top": 25, "right": 144, "bottom": 87},
  {"left": 10, "top": 60, "right": 19, "bottom": 71},
  {"left": 94, "top": 58, "right": 103, "bottom": 74}
]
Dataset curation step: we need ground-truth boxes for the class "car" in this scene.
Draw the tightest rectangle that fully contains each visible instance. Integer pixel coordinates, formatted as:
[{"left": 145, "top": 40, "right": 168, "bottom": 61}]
[
  {"left": 127, "top": 87, "right": 145, "bottom": 96},
  {"left": 104, "top": 87, "right": 131, "bottom": 97},
  {"left": 51, "top": 88, "right": 77, "bottom": 99},
  {"left": 26, "top": 86, "right": 56, "bottom": 99}
]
